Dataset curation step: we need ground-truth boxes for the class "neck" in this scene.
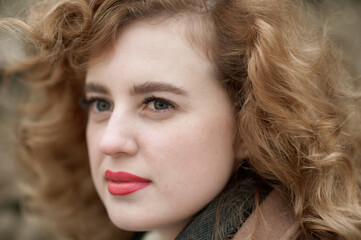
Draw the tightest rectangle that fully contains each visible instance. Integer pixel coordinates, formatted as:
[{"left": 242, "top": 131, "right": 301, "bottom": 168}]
[{"left": 154, "top": 218, "right": 191, "bottom": 240}]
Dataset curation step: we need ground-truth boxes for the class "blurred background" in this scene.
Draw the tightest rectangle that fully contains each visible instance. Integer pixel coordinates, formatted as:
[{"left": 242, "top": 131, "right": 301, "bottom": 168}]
[
  {"left": 0, "top": 0, "right": 361, "bottom": 239},
  {"left": 0, "top": 1, "right": 58, "bottom": 240}
]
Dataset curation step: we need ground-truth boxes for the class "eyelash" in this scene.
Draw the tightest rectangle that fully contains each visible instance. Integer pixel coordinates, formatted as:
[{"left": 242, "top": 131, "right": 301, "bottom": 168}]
[
  {"left": 79, "top": 96, "right": 176, "bottom": 112},
  {"left": 79, "top": 97, "right": 105, "bottom": 110},
  {"left": 142, "top": 95, "right": 176, "bottom": 112}
]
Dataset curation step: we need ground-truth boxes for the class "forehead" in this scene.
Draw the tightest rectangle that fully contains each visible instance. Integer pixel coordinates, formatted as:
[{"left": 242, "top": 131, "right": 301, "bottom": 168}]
[
  {"left": 88, "top": 13, "right": 216, "bottom": 69},
  {"left": 86, "top": 19, "right": 217, "bottom": 90}
]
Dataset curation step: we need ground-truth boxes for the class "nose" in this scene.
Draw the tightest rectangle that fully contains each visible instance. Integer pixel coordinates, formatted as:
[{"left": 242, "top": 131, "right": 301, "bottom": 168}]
[{"left": 99, "top": 111, "right": 138, "bottom": 157}]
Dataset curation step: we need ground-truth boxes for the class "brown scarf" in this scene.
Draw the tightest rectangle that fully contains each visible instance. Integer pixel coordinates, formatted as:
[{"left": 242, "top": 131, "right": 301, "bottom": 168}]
[{"left": 233, "top": 189, "right": 300, "bottom": 240}]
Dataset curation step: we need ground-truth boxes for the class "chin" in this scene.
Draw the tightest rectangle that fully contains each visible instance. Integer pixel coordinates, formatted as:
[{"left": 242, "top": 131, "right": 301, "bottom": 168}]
[{"left": 107, "top": 210, "right": 155, "bottom": 232}]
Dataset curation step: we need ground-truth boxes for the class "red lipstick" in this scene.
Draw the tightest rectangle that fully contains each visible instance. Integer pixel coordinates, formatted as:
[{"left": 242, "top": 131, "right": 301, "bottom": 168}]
[{"left": 105, "top": 170, "right": 151, "bottom": 195}]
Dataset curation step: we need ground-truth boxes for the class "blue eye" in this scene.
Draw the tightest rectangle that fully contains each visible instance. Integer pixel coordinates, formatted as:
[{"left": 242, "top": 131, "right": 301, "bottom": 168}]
[
  {"left": 143, "top": 96, "right": 175, "bottom": 112},
  {"left": 153, "top": 99, "right": 171, "bottom": 110},
  {"left": 96, "top": 99, "right": 111, "bottom": 112}
]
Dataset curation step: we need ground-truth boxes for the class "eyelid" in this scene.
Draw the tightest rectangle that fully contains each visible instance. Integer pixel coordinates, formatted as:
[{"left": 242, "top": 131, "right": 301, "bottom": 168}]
[{"left": 142, "top": 95, "right": 177, "bottom": 109}]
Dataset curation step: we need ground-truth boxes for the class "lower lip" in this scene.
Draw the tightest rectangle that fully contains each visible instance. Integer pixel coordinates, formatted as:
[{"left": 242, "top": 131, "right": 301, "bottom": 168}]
[{"left": 108, "top": 181, "right": 151, "bottom": 195}]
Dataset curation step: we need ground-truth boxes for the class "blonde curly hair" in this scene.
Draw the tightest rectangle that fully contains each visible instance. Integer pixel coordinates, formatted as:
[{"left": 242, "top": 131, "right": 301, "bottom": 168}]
[{"left": 1, "top": 0, "right": 360, "bottom": 239}]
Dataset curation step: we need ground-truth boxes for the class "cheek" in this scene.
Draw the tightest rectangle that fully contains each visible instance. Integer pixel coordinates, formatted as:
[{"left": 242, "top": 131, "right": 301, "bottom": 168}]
[
  {"left": 142, "top": 114, "right": 236, "bottom": 198},
  {"left": 181, "top": 119, "right": 235, "bottom": 179},
  {"left": 86, "top": 125, "right": 96, "bottom": 164},
  {"left": 86, "top": 124, "right": 103, "bottom": 186}
]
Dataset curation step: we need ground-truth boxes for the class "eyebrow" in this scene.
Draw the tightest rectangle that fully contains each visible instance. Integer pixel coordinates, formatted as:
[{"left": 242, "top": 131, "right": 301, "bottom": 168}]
[
  {"left": 84, "top": 81, "right": 188, "bottom": 96},
  {"left": 131, "top": 81, "right": 188, "bottom": 96},
  {"left": 84, "top": 83, "right": 109, "bottom": 94}
]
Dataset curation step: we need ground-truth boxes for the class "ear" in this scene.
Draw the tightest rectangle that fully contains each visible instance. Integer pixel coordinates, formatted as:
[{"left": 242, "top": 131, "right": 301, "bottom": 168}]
[{"left": 235, "top": 140, "right": 249, "bottom": 160}]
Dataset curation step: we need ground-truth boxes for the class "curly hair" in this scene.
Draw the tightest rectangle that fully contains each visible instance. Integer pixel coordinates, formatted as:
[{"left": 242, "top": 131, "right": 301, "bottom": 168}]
[{"left": 1, "top": 0, "right": 360, "bottom": 239}]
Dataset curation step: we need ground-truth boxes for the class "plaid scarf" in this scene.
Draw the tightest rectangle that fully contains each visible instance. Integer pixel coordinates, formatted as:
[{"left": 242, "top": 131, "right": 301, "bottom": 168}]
[{"left": 175, "top": 170, "right": 272, "bottom": 240}]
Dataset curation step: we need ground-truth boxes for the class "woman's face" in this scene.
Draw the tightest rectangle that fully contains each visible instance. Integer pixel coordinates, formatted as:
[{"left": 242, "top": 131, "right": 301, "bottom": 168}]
[{"left": 86, "top": 20, "right": 237, "bottom": 239}]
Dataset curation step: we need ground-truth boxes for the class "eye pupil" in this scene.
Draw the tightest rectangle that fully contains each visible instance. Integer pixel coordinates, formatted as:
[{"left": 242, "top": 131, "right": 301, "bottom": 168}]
[
  {"left": 96, "top": 100, "right": 110, "bottom": 111},
  {"left": 154, "top": 100, "right": 169, "bottom": 110}
]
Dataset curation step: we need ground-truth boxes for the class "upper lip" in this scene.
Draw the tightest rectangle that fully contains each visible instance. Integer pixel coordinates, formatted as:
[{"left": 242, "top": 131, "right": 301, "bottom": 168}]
[{"left": 105, "top": 170, "right": 150, "bottom": 182}]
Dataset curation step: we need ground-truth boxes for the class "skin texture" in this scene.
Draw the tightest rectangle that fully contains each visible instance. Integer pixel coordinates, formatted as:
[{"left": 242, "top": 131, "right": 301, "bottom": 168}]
[{"left": 85, "top": 20, "right": 239, "bottom": 240}]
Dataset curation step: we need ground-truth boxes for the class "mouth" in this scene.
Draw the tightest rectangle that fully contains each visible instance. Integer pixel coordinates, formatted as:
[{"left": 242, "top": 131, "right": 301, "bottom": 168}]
[{"left": 105, "top": 170, "right": 151, "bottom": 195}]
